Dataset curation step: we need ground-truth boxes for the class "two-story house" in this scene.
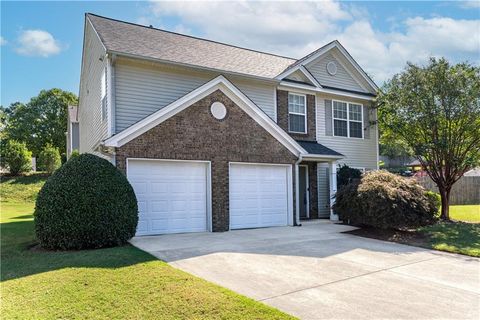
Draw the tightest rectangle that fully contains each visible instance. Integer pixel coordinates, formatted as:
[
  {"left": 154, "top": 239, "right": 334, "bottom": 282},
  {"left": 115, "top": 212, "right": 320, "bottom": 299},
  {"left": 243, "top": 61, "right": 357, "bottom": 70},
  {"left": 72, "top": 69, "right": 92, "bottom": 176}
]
[{"left": 71, "top": 13, "right": 378, "bottom": 236}]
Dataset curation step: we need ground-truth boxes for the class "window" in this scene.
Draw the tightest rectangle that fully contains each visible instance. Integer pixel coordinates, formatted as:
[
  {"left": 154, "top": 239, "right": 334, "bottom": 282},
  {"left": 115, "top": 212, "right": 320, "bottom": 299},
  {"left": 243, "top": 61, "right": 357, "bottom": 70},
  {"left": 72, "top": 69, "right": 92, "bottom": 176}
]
[
  {"left": 288, "top": 93, "right": 306, "bottom": 133},
  {"left": 333, "top": 100, "right": 363, "bottom": 138},
  {"left": 101, "top": 67, "right": 107, "bottom": 122}
]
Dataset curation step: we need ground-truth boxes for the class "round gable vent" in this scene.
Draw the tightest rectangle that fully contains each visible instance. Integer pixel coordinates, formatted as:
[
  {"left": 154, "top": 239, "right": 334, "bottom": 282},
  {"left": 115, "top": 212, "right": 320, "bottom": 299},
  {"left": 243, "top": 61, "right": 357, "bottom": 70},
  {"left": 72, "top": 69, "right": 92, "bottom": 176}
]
[
  {"left": 326, "top": 61, "right": 337, "bottom": 76},
  {"left": 210, "top": 101, "right": 227, "bottom": 120}
]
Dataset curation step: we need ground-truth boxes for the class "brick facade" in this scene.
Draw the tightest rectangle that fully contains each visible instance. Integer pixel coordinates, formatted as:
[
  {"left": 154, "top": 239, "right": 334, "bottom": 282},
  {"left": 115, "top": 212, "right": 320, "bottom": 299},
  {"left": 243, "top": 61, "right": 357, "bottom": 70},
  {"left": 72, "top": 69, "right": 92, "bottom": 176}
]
[
  {"left": 276, "top": 90, "right": 316, "bottom": 141},
  {"left": 277, "top": 90, "right": 319, "bottom": 219},
  {"left": 115, "top": 90, "right": 298, "bottom": 231}
]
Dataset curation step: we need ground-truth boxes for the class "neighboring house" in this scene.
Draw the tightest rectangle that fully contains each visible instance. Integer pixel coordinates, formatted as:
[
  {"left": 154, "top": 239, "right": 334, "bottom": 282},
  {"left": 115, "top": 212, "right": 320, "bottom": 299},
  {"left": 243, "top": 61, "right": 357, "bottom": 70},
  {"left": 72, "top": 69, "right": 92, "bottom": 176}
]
[
  {"left": 464, "top": 168, "right": 480, "bottom": 177},
  {"left": 66, "top": 105, "right": 79, "bottom": 159},
  {"left": 69, "top": 13, "right": 379, "bottom": 236}
]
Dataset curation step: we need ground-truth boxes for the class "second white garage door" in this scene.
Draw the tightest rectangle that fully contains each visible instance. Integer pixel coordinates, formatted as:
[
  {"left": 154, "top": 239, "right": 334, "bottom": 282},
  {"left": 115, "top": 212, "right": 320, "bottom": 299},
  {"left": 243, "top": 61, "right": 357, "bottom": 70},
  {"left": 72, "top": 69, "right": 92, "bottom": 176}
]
[
  {"left": 229, "top": 163, "right": 290, "bottom": 229},
  {"left": 127, "top": 159, "right": 209, "bottom": 236}
]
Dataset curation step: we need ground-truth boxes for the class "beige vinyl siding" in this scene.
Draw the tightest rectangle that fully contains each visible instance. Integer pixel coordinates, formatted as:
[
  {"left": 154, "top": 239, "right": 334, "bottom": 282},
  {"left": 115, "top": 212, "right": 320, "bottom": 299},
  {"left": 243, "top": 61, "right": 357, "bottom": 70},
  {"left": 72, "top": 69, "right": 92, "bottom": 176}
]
[
  {"left": 317, "top": 163, "right": 331, "bottom": 217},
  {"left": 115, "top": 59, "right": 277, "bottom": 132},
  {"left": 78, "top": 20, "right": 110, "bottom": 159},
  {"left": 316, "top": 95, "right": 378, "bottom": 169},
  {"left": 305, "top": 53, "right": 367, "bottom": 93},
  {"left": 284, "top": 70, "right": 311, "bottom": 83}
]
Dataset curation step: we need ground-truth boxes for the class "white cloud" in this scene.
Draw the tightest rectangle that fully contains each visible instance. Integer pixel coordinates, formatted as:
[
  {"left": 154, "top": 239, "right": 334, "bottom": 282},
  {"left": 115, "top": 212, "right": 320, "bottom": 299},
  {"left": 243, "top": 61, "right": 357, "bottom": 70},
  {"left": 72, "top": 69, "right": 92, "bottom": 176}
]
[
  {"left": 460, "top": 1, "right": 480, "bottom": 9},
  {"left": 337, "top": 17, "right": 480, "bottom": 82},
  {"left": 143, "top": 1, "right": 480, "bottom": 83},
  {"left": 15, "top": 30, "right": 62, "bottom": 57},
  {"left": 136, "top": 16, "right": 153, "bottom": 26},
  {"left": 148, "top": 0, "right": 351, "bottom": 57},
  {"left": 0, "top": 36, "right": 6, "bottom": 46}
]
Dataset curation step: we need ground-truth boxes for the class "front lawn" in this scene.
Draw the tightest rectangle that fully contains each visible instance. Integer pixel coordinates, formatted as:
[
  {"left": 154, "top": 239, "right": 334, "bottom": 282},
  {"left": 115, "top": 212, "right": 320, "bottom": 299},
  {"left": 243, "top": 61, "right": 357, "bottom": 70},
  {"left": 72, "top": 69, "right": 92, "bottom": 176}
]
[
  {"left": 1, "top": 175, "right": 294, "bottom": 319},
  {"left": 419, "top": 221, "right": 480, "bottom": 256},
  {"left": 0, "top": 173, "right": 47, "bottom": 203},
  {"left": 450, "top": 205, "right": 480, "bottom": 223},
  {"left": 346, "top": 205, "right": 480, "bottom": 257}
]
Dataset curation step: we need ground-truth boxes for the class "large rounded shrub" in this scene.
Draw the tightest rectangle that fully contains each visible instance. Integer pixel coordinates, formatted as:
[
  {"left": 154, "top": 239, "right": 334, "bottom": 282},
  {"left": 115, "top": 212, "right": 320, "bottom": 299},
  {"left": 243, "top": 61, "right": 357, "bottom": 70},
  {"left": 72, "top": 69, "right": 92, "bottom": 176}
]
[
  {"left": 333, "top": 170, "right": 437, "bottom": 229},
  {"left": 34, "top": 154, "right": 138, "bottom": 250}
]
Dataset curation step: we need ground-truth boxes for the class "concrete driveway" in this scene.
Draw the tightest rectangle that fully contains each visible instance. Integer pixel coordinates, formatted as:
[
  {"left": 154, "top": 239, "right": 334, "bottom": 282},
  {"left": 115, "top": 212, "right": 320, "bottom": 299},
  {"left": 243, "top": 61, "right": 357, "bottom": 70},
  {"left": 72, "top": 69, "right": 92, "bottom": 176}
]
[{"left": 131, "top": 221, "right": 480, "bottom": 320}]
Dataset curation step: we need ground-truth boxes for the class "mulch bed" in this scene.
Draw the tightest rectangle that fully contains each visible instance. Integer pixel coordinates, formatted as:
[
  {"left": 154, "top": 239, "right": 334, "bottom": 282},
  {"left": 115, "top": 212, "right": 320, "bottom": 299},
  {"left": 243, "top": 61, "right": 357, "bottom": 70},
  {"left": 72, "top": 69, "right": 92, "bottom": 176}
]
[{"left": 343, "top": 226, "right": 430, "bottom": 248}]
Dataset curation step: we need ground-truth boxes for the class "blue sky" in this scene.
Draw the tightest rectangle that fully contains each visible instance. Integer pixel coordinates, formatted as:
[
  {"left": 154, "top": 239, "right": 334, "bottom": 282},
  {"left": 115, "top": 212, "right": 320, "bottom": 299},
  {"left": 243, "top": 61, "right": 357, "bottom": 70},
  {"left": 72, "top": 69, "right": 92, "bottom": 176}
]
[{"left": 1, "top": 1, "right": 479, "bottom": 107}]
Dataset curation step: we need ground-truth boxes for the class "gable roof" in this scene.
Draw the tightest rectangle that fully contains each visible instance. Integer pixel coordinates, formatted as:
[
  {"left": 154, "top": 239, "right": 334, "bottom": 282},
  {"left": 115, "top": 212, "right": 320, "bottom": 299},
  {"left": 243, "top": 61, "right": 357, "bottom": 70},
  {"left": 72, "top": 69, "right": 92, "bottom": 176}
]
[
  {"left": 103, "top": 75, "right": 307, "bottom": 156},
  {"left": 87, "top": 13, "right": 296, "bottom": 79},
  {"left": 87, "top": 13, "right": 377, "bottom": 95},
  {"left": 276, "top": 40, "right": 379, "bottom": 92}
]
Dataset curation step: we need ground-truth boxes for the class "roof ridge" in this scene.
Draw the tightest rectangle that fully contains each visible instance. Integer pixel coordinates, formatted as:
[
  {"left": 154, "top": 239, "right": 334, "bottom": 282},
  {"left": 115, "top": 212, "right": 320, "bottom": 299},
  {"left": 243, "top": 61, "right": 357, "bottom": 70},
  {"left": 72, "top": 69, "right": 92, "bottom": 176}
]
[{"left": 86, "top": 13, "right": 297, "bottom": 62}]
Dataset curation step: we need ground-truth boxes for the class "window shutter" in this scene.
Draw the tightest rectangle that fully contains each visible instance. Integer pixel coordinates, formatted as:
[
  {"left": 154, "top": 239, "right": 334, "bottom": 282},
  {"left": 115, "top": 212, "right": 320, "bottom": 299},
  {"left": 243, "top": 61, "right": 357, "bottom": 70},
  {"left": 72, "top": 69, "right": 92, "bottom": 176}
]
[
  {"left": 325, "top": 99, "right": 333, "bottom": 136},
  {"left": 363, "top": 105, "right": 370, "bottom": 139}
]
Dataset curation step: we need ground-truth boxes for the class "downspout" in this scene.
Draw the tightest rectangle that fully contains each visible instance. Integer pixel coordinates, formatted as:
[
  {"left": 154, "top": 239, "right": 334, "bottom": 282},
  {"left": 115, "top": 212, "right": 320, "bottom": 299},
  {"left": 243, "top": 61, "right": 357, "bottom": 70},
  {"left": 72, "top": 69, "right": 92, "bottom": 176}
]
[{"left": 294, "top": 154, "right": 303, "bottom": 226}]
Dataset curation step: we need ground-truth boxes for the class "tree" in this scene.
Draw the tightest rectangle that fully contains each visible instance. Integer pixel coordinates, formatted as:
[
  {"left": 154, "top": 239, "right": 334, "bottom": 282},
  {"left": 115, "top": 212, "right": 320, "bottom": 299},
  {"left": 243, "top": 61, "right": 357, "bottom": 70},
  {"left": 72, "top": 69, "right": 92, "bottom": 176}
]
[
  {"left": 379, "top": 129, "right": 413, "bottom": 159},
  {"left": 3, "top": 89, "right": 78, "bottom": 157},
  {"left": 376, "top": 58, "right": 480, "bottom": 220}
]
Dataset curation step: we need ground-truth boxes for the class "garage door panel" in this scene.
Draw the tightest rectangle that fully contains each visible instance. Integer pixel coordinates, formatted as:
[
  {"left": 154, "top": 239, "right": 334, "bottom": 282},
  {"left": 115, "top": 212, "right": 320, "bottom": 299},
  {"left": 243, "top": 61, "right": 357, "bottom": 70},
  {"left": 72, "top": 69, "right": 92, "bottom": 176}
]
[
  {"left": 151, "top": 201, "right": 168, "bottom": 213},
  {"left": 230, "top": 163, "right": 289, "bottom": 229},
  {"left": 151, "top": 183, "right": 168, "bottom": 193},
  {"left": 128, "top": 160, "right": 208, "bottom": 236}
]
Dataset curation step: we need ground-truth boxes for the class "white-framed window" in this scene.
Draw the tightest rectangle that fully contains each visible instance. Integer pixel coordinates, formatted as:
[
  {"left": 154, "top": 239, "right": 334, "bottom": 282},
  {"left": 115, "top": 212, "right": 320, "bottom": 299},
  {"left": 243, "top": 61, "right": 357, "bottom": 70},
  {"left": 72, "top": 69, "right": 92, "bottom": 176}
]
[
  {"left": 333, "top": 100, "right": 363, "bottom": 138},
  {"left": 101, "top": 67, "right": 107, "bottom": 122},
  {"left": 288, "top": 93, "right": 307, "bottom": 133}
]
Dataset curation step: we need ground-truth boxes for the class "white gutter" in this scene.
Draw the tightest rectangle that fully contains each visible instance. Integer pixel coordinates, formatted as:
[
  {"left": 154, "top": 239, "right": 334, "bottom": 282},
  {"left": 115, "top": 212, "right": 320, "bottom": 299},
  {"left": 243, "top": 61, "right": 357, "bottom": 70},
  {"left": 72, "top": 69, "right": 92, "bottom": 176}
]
[
  {"left": 278, "top": 81, "right": 376, "bottom": 101},
  {"left": 301, "top": 154, "right": 343, "bottom": 161}
]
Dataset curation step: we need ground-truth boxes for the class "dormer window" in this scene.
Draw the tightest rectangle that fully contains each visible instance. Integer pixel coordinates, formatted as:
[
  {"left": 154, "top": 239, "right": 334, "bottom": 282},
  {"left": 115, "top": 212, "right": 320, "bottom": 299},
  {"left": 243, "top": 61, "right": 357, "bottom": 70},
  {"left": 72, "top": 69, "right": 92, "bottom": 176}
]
[{"left": 288, "top": 93, "right": 307, "bottom": 134}]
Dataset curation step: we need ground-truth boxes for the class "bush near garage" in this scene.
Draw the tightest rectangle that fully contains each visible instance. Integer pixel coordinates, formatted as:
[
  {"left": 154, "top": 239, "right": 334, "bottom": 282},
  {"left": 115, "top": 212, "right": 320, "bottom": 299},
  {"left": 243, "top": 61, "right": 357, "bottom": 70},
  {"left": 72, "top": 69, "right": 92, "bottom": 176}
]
[
  {"left": 337, "top": 164, "right": 362, "bottom": 187},
  {"left": 69, "top": 149, "right": 80, "bottom": 159},
  {"left": 0, "top": 140, "right": 32, "bottom": 175},
  {"left": 333, "top": 170, "right": 437, "bottom": 229},
  {"left": 34, "top": 153, "right": 138, "bottom": 250}
]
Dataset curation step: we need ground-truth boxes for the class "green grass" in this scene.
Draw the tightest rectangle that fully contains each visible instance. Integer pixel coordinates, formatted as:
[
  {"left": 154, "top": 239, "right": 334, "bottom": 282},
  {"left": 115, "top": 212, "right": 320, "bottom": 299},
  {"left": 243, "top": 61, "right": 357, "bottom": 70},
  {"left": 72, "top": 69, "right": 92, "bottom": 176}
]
[
  {"left": 1, "top": 175, "right": 294, "bottom": 320},
  {"left": 0, "top": 173, "right": 47, "bottom": 203},
  {"left": 417, "top": 204, "right": 480, "bottom": 257},
  {"left": 450, "top": 205, "right": 480, "bottom": 223},
  {"left": 419, "top": 222, "right": 480, "bottom": 257}
]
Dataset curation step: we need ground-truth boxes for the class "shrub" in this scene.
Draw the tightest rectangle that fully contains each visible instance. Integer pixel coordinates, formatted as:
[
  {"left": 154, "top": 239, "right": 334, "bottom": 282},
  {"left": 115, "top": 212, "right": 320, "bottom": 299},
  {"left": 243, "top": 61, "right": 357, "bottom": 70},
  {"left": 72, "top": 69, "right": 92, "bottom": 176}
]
[
  {"left": 38, "top": 144, "right": 61, "bottom": 174},
  {"left": 333, "top": 170, "right": 437, "bottom": 229},
  {"left": 425, "top": 190, "right": 441, "bottom": 216},
  {"left": 34, "top": 153, "right": 138, "bottom": 250},
  {"left": 337, "top": 164, "right": 362, "bottom": 187},
  {"left": 0, "top": 140, "right": 32, "bottom": 175},
  {"left": 70, "top": 149, "right": 80, "bottom": 159}
]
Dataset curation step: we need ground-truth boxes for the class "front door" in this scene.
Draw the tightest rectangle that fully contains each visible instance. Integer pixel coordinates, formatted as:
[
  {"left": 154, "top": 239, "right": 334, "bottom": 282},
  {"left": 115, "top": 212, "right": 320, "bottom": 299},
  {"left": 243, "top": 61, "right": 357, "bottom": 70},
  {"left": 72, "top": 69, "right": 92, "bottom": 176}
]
[{"left": 299, "top": 165, "right": 309, "bottom": 219}]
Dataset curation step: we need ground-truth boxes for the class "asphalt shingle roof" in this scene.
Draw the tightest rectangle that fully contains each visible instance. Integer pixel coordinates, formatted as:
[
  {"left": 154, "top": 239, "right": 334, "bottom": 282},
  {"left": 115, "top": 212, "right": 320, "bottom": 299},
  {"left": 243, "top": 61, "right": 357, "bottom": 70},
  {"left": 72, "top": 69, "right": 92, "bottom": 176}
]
[
  {"left": 297, "top": 141, "right": 343, "bottom": 157},
  {"left": 87, "top": 13, "right": 296, "bottom": 79}
]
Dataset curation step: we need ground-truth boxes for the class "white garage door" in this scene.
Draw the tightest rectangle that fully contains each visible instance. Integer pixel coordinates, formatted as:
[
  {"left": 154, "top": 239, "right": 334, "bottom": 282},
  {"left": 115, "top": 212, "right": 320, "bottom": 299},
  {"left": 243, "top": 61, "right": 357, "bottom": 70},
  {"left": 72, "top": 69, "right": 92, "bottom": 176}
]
[
  {"left": 127, "top": 159, "right": 208, "bottom": 236},
  {"left": 230, "top": 163, "right": 290, "bottom": 229}
]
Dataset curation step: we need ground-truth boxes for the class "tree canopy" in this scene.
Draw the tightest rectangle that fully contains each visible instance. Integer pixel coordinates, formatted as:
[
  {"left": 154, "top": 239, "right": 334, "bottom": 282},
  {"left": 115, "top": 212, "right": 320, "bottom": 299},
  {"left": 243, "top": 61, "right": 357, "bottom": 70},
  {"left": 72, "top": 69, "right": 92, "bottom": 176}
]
[
  {"left": 2, "top": 89, "right": 78, "bottom": 157},
  {"left": 376, "top": 58, "right": 480, "bottom": 219}
]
